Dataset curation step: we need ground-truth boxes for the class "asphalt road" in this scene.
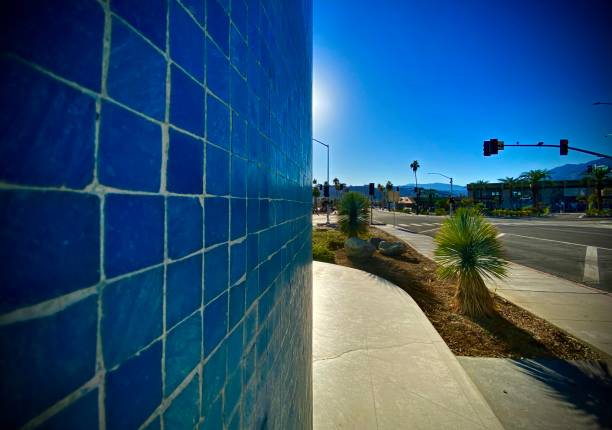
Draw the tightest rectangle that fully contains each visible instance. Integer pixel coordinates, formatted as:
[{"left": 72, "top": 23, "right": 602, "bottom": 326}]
[{"left": 372, "top": 210, "right": 612, "bottom": 292}]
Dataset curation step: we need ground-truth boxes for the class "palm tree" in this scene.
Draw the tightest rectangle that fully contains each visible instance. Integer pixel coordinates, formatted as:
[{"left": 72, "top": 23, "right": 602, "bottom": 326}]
[
  {"left": 312, "top": 185, "right": 320, "bottom": 212},
  {"left": 377, "top": 183, "right": 384, "bottom": 208},
  {"left": 338, "top": 192, "right": 370, "bottom": 238},
  {"left": 434, "top": 208, "right": 507, "bottom": 318},
  {"left": 498, "top": 177, "right": 519, "bottom": 209},
  {"left": 410, "top": 160, "right": 420, "bottom": 214},
  {"left": 471, "top": 180, "right": 489, "bottom": 203},
  {"left": 583, "top": 166, "right": 610, "bottom": 210},
  {"left": 520, "top": 169, "right": 550, "bottom": 211}
]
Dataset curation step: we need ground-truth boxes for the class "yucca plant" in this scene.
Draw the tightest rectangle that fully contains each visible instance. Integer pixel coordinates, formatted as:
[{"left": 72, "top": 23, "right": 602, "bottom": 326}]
[
  {"left": 338, "top": 192, "right": 370, "bottom": 238},
  {"left": 434, "top": 208, "right": 507, "bottom": 318}
]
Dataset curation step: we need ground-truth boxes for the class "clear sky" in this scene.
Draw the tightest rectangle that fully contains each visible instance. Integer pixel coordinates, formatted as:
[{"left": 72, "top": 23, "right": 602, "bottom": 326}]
[{"left": 312, "top": 0, "right": 612, "bottom": 186}]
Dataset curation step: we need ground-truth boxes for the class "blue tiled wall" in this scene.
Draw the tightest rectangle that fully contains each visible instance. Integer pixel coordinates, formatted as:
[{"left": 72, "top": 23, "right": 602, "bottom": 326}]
[{"left": 0, "top": 0, "right": 312, "bottom": 428}]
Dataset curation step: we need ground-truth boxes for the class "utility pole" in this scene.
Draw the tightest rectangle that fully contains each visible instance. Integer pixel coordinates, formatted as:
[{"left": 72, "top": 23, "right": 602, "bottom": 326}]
[
  {"left": 428, "top": 172, "right": 454, "bottom": 216},
  {"left": 313, "top": 138, "right": 330, "bottom": 225}
]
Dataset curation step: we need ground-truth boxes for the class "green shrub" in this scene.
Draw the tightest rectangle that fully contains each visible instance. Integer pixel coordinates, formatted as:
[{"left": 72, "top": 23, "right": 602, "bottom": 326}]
[
  {"left": 435, "top": 208, "right": 447, "bottom": 216},
  {"left": 313, "top": 242, "right": 335, "bottom": 263},
  {"left": 338, "top": 192, "right": 370, "bottom": 238}
]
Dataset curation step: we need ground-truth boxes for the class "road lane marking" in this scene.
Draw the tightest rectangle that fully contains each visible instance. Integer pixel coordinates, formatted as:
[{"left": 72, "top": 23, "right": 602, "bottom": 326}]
[
  {"left": 409, "top": 223, "right": 422, "bottom": 227},
  {"left": 583, "top": 246, "right": 600, "bottom": 283},
  {"left": 496, "top": 233, "right": 505, "bottom": 238},
  {"left": 420, "top": 227, "right": 441, "bottom": 233},
  {"left": 503, "top": 233, "right": 612, "bottom": 251}
]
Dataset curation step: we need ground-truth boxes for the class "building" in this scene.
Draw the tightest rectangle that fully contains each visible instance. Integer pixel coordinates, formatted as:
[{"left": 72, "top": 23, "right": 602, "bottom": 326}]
[{"left": 0, "top": 1, "right": 313, "bottom": 429}]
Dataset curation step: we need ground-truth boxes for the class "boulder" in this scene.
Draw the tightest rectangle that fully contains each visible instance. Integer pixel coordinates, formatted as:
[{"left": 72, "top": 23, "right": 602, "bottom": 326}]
[
  {"left": 378, "top": 241, "right": 407, "bottom": 256},
  {"left": 369, "top": 237, "right": 384, "bottom": 249},
  {"left": 344, "top": 237, "right": 375, "bottom": 259}
]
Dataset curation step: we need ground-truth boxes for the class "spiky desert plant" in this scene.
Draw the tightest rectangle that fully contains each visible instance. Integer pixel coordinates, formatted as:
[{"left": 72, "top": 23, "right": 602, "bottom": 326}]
[
  {"left": 434, "top": 208, "right": 507, "bottom": 318},
  {"left": 338, "top": 192, "right": 370, "bottom": 238}
]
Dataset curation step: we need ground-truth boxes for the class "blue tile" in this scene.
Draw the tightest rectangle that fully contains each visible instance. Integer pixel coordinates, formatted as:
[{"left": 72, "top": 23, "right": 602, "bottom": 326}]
[
  {"left": 1, "top": 1, "right": 103, "bottom": 90},
  {"left": 230, "top": 25, "right": 247, "bottom": 76},
  {"left": 167, "top": 129, "right": 204, "bottom": 194},
  {"left": 206, "top": 0, "right": 229, "bottom": 54},
  {"left": 246, "top": 197, "right": 259, "bottom": 233},
  {"left": 246, "top": 233, "right": 259, "bottom": 271},
  {"left": 205, "top": 144, "right": 229, "bottom": 195},
  {"left": 165, "top": 313, "right": 202, "bottom": 394},
  {"left": 143, "top": 417, "right": 161, "bottom": 430},
  {"left": 231, "top": 112, "right": 247, "bottom": 157},
  {"left": 206, "top": 95, "right": 230, "bottom": 149},
  {"left": 105, "top": 342, "right": 163, "bottom": 430},
  {"left": 108, "top": 18, "right": 166, "bottom": 120},
  {"left": 168, "top": 196, "right": 203, "bottom": 259},
  {"left": 230, "top": 68, "right": 248, "bottom": 117},
  {"left": 224, "top": 364, "right": 241, "bottom": 421},
  {"left": 102, "top": 267, "right": 163, "bottom": 368},
  {"left": 231, "top": 0, "right": 248, "bottom": 38},
  {"left": 40, "top": 389, "right": 98, "bottom": 430},
  {"left": 112, "top": 0, "right": 167, "bottom": 50},
  {"left": 204, "top": 244, "right": 228, "bottom": 304},
  {"left": 0, "top": 190, "right": 100, "bottom": 313},
  {"left": 243, "top": 343, "right": 255, "bottom": 385},
  {"left": 227, "top": 407, "right": 241, "bottom": 430},
  {"left": 181, "top": 0, "right": 205, "bottom": 25},
  {"left": 226, "top": 322, "right": 244, "bottom": 374},
  {"left": 228, "top": 282, "right": 245, "bottom": 329},
  {"left": 203, "top": 292, "right": 227, "bottom": 355},
  {"left": 202, "top": 342, "right": 226, "bottom": 406},
  {"left": 230, "top": 241, "right": 246, "bottom": 285},
  {"left": 204, "top": 197, "right": 229, "bottom": 246},
  {"left": 245, "top": 271, "right": 259, "bottom": 308},
  {"left": 167, "top": 255, "right": 203, "bottom": 329},
  {"left": 230, "top": 198, "right": 246, "bottom": 240},
  {"left": 0, "top": 296, "right": 97, "bottom": 429},
  {"left": 105, "top": 194, "right": 164, "bottom": 278},
  {"left": 164, "top": 377, "right": 200, "bottom": 429},
  {"left": 99, "top": 102, "right": 162, "bottom": 192},
  {"left": 170, "top": 66, "right": 205, "bottom": 136},
  {"left": 230, "top": 156, "right": 246, "bottom": 198},
  {"left": 201, "top": 388, "right": 222, "bottom": 430},
  {"left": 205, "top": 36, "right": 229, "bottom": 102},
  {"left": 0, "top": 58, "right": 95, "bottom": 188},
  {"left": 170, "top": 0, "right": 205, "bottom": 82}
]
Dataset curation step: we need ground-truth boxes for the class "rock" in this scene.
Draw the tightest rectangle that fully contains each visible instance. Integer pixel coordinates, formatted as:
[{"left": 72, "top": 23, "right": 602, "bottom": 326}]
[
  {"left": 378, "top": 241, "right": 407, "bottom": 256},
  {"left": 369, "top": 237, "right": 384, "bottom": 249},
  {"left": 344, "top": 237, "right": 375, "bottom": 259}
]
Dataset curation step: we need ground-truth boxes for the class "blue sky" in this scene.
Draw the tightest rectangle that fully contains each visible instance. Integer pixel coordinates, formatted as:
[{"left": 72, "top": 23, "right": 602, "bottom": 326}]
[{"left": 312, "top": 0, "right": 612, "bottom": 186}]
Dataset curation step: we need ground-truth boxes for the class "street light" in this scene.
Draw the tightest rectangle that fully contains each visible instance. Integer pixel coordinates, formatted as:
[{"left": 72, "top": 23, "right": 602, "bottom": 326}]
[
  {"left": 313, "top": 138, "right": 330, "bottom": 225},
  {"left": 428, "top": 172, "right": 454, "bottom": 216}
]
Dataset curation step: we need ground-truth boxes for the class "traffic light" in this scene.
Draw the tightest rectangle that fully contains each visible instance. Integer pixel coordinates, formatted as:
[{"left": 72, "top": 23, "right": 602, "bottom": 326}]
[
  {"left": 560, "top": 139, "right": 568, "bottom": 156},
  {"left": 483, "top": 140, "right": 491, "bottom": 156},
  {"left": 490, "top": 138, "right": 499, "bottom": 155},
  {"left": 498, "top": 140, "right": 505, "bottom": 150}
]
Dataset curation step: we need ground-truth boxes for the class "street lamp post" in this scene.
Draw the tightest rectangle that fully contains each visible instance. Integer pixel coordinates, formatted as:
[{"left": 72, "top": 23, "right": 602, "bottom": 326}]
[
  {"left": 428, "top": 172, "right": 454, "bottom": 216},
  {"left": 313, "top": 138, "right": 330, "bottom": 225}
]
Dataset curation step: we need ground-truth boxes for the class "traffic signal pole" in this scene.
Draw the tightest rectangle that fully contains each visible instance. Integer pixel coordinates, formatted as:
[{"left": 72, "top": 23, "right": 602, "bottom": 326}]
[{"left": 483, "top": 139, "right": 611, "bottom": 159}]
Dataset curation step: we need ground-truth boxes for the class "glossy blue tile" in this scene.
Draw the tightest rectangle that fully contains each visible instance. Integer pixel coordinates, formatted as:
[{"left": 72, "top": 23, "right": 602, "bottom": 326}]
[
  {"left": 170, "top": 0, "right": 204, "bottom": 82},
  {"left": 230, "top": 241, "right": 246, "bottom": 285},
  {"left": 108, "top": 18, "right": 166, "bottom": 120},
  {"left": 246, "top": 233, "right": 259, "bottom": 271},
  {"left": 206, "top": 95, "right": 230, "bottom": 149},
  {"left": 165, "top": 313, "right": 202, "bottom": 394},
  {"left": 203, "top": 292, "right": 227, "bottom": 355},
  {"left": 230, "top": 156, "right": 247, "bottom": 198},
  {"left": 99, "top": 102, "right": 162, "bottom": 191},
  {"left": 104, "top": 194, "right": 164, "bottom": 278},
  {"left": 230, "top": 68, "right": 248, "bottom": 117},
  {"left": 105, "top": 342, "right": 162, "bottom": 430},
  {"left": 0, "top": 58, "right": 95, "bottom": 188},
  {"left": 230, "top": 198, "right": 246, "bottom": 240},
  {"left": 168, "top": 196, "right": 203, "bottom": 259},
  {"left": 204, "top": 244, "right": 228, "bottom": 304},
  {"left": 0, "top": 296, "right": 97, "bottom": 429},
  {"left": 112, "top": 0, "right": 167, "bottom": 50},
  {"left": 206, "top": 144, "right": 229, "bottom": 195},
  {"left": 245, "top": 272, "right": 259, "bottom": 309},
  {"left": 164, "top": 377, "right": 200, "bottom": 429},
  {"left": 40, "top": 389, "right": 98, "bottom": 430},
  {"left": 224, "top": 364, "right": 241, "bottom": 421},
  {"left": 230, "top": 25, "right": 247, "bottom": 77},
  {"left": 228, "top": 282, "right": 245, "bottom": 330},
  {"left": 1, "top": 1, "right": 103, "bottom": 90},
  {"left": 166, "top": 254, "right": 203, "bottom": 329},
  {"left": 0, "top": 190, "right": 100, "bottom": 313},
  {"left": 231, "top": 111, "right": 247, "bottom": 157},
  {"left": 180, "top": 0, "right": 205, "bottom": 25},
  {"left": 201, "top": 389, "right": 222, "bottom": 430},
  {"left": 102, "top": 267, "right": 163, "bottom": 368},
  {"left": 206, "top": 0, "right": 229, "bottom": 54},
  {"left": 202, "top": 343, "right": 226, "bottom": 407},
  {"left": 231, "top": 0, "right": 248, "bottom": 38},
  {"left": 170, "top": 65, "right": 205, "bottom": 136},
  {"left": 204, "top": 197, "right": 229, "bottom": 246},
  {"left": 226, "top": 322, "right": 243, "bottom": 374},
  {"left": 205, "top": 36, "right": 229, "bottom": 102},
  {"left": 167, "top": 129, "right": 204, "bottom": 194}
]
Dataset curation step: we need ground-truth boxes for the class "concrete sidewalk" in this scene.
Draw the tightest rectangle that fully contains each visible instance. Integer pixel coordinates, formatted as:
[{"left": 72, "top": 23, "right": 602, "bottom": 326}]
[
  {"left": 375, "top": 225, "right": 612, "bottom": 358},
  {"left": 312, "top": 261, "right": 503, "bottom": 429}
]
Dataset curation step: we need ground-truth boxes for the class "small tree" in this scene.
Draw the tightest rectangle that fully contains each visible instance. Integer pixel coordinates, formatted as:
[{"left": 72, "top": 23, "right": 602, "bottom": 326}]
[
  {"left": 385, "top": 181, "right": 394, "bottom": 210},
  {"left": 583, "top": 166, "right": 610, "bottom": 211},
  {"left": 312, "top": 186, "right": 321, "bottom": 210},
  {"left": 338, "top": 192, "right": 370, "bottom": 238},
  {"left": 434, "top": 208, "right": 507, "bottom": 318},
  {"left": 520, "top": 169, "right": 550, "bottom": 212}
]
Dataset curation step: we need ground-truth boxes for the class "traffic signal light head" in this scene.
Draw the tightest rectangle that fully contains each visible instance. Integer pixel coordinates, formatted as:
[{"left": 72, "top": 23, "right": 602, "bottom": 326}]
[
  {"left": 560, "top": 139, "right": 568, "bottom": 156},
  {"left": 483, "top": 140, "right": 491, "bottom": 156},
  {"left": 490, "top": 138, "right": 499, "bottom": 155}
]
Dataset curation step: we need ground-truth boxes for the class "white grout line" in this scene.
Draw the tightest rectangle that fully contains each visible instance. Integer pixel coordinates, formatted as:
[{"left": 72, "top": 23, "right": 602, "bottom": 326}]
[{"left": 583, "top": 246, "right": 600, "bottom": 283}]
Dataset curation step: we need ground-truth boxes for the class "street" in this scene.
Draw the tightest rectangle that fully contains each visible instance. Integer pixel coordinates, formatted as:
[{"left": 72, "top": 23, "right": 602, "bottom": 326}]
[{"left": 372, "top": 210, "right": 612, "bottom": 292}]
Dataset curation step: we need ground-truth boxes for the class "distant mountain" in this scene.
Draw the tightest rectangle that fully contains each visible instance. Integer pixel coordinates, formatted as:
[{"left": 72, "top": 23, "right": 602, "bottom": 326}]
[
  {"left": 547, "top": 157, "right": 612, "bottom": 180},
  {"left": 338, "top": 182, "right": 468, "bottom": 198}
]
